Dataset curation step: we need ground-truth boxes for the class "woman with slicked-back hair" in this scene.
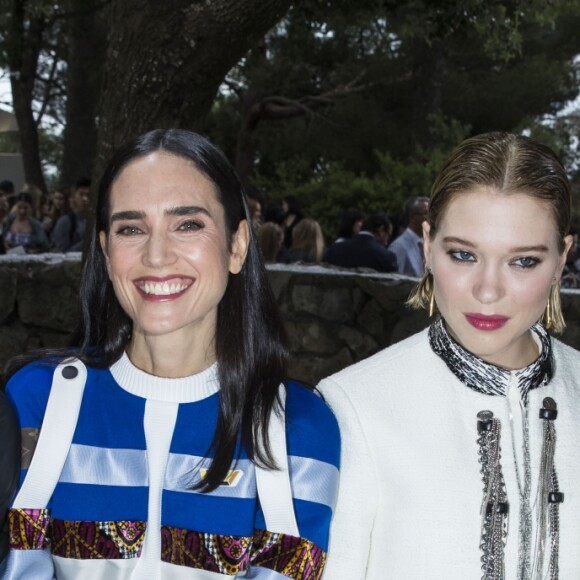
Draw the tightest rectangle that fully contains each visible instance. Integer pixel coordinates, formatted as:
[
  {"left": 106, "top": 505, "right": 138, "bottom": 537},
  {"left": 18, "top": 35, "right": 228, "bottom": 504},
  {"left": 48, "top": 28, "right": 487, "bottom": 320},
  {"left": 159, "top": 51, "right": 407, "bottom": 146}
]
[
  {"left": 4, "top": 129, "right": 339, "bottom": 579},
  {"left": 319, "top": 132, "right": 580, "bottom": 579}
]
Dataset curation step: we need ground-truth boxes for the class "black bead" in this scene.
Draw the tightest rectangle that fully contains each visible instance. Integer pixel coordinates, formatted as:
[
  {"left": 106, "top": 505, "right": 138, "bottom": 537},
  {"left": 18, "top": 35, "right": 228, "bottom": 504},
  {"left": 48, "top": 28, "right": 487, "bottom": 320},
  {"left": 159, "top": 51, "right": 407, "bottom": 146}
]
[
  {"left": 62, "top": 365, "right": 78, "bottom": 379},
  {"left": 477, "top": 410, "right": 494, "bottom": 432},
  {"left": 539, "top": 408, "right": 558, "bottom": 420},
  {"left": 486, "top": 501, "right": 509, "bottom": 515},
  {"left": 548, "top": 492, "right": 564, "bottom": 504}
]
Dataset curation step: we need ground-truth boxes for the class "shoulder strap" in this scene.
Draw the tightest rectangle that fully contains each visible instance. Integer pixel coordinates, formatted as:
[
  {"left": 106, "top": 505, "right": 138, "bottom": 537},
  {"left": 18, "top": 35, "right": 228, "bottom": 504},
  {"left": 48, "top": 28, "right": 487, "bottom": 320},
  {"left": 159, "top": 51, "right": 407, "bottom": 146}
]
[
  {"left": 255, "top": 384, "right": 300, "bottom": 537},
  {"left": 13, "top": 358, "right": 87, "bottom": 509}
]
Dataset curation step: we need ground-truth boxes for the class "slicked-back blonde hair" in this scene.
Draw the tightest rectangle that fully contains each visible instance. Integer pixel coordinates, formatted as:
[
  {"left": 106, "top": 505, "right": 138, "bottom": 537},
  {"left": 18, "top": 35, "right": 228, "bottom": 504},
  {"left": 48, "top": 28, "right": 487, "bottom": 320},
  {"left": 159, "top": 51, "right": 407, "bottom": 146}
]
[{"left": 408, "top": 131, "right": 571, "bottom": 332}]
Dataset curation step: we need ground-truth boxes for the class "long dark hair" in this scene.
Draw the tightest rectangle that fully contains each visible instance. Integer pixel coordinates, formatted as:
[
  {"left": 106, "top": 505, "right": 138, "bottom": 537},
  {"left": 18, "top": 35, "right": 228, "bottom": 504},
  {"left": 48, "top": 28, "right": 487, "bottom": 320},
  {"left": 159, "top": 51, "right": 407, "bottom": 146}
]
[{"left": 14, "top": 129, "right": 289, "bottom": 492}]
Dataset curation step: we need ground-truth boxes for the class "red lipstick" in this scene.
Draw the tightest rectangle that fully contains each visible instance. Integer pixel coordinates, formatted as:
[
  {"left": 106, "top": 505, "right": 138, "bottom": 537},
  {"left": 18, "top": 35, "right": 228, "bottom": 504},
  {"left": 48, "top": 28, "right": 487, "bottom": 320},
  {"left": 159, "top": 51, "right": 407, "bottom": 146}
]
[{"left": 464, "top": 313, "right": 509, "bottom": 331}]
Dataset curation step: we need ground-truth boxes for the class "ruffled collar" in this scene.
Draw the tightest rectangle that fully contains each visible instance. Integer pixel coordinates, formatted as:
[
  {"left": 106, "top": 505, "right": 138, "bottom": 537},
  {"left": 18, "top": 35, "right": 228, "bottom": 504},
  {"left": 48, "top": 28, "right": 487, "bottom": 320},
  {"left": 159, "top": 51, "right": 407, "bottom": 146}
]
[{"left": 428, "top": 316, "right": 553, "bottom": 402}]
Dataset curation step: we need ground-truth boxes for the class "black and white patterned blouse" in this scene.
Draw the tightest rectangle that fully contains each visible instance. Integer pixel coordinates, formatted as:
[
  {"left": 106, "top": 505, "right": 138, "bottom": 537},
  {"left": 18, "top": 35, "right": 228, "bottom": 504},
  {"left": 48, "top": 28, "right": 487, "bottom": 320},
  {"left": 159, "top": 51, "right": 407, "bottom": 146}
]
[{"left": 429, "top": 315, "right": 553, "bottom": 403}]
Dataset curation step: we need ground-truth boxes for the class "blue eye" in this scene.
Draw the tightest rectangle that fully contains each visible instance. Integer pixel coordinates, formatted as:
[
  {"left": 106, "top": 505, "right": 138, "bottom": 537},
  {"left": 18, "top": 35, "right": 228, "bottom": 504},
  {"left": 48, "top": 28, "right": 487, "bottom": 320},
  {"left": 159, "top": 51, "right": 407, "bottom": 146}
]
[
  {"left": 512, "top": 256, "right": 540, "bottom": 269},
  {"left": 449, "top": 250, "right": 476, "bottom": 263}
]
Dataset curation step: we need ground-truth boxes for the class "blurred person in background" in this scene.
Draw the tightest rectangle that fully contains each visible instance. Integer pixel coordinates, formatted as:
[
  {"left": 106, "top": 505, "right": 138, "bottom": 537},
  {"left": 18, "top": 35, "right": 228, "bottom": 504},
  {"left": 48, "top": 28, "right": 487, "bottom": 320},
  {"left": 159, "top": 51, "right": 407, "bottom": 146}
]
[
  {"left": 325, "top": 212, "right": 397, "bottom": 273},
  {"left": 3, "top": 192, "right": 49, "bottom": 253},
  {"left": 286, "top": 218, "right": 324, "bottom": 263},
  {"left": 282, "top": 195, "right": 304, "bottom": 249},
  {"left": 388, "top": 196, "right": 430, "bottom": 277},
  {"left": 53, "top": 178, "right": 91, "bottom": 252},
  {"left": 257, "top": 221, "right": 284, "bottom": 263}
]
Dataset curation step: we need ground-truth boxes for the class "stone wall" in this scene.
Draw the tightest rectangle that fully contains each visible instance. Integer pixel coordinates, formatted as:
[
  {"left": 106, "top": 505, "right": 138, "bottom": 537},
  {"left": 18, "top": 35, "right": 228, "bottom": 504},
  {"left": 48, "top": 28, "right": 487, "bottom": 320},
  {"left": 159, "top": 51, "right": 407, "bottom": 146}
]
[{"left": 2, "top": 255, "right": 580, "bottom": 386}]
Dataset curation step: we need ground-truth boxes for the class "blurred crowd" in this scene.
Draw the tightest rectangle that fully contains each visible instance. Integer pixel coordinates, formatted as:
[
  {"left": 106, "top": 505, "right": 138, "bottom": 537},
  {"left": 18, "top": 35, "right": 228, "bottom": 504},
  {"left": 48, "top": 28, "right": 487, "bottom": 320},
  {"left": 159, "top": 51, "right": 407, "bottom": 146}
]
[
  {"left": 0, "top": 178, "right": 90, "bottom": 255},
  {"left": 253, "top": 194, "right": 430, "bottom": 277},
  {"left": 3, "top": 176, "right": 580, "bottom": 287}
]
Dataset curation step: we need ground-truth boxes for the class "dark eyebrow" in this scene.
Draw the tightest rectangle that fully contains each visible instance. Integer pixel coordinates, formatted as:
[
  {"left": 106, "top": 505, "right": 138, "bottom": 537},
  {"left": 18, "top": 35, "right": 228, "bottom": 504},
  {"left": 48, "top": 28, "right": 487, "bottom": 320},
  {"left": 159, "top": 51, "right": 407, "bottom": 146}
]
[
  {"left": 110, "top": 210, "right": 145, "bottom": 222},
  {"left": 110, "top": 206, "right": 211, "bottom": 222},
  {"left": 165, "top": 206, "right": 211, "bottom": 217},
  {"left": 442, "top": 236, "right": 549, "bottom": 253}
]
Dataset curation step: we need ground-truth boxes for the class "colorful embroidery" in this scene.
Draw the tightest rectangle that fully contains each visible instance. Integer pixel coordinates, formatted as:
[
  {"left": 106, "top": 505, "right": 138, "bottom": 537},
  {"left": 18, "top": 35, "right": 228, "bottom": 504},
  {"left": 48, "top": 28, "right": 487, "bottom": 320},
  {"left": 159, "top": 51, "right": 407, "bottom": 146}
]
[
  {"left": 9, "top": 508, "right": 51, "bottom": 550},
  {"left": 252, "top": 529, "right": 327, "bottom": 580},
  {"left": 161, "top": 527, "right": 252, "bottom": 574},
  {"left": 51, "top": 520, "right": 146, "bottom": 559}
]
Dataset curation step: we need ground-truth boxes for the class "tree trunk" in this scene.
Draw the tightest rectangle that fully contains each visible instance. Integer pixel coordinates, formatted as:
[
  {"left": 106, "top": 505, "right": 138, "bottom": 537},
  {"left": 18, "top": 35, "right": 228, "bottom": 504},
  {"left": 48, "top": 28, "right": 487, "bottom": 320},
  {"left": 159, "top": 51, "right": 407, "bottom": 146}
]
[
  {"left": 8, "top": 0, "right": 47, "bottom": 192},
  {"left": 59, "top": 0, "right": 107, "bottom": 187},
  {"left": 95, "top": 0, "right": 292, "bottom": 177}
]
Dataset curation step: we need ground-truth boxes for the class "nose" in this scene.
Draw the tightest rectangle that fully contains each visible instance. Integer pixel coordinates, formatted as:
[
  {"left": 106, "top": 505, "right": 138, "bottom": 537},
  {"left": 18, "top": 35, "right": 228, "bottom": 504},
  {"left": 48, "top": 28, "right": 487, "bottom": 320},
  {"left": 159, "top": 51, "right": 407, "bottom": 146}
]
[
  {"left": 472, "top": 263, "right": 505, "bottom": 305},
  {"left": 142, "top": 230, "right": 177, "bottom": 268}
]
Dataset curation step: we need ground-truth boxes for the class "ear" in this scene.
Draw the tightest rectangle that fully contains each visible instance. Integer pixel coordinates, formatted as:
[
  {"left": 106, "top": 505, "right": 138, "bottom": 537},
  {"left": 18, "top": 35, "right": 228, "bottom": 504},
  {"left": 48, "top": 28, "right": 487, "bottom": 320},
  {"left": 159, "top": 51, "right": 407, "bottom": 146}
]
[
  {"left": 556, "top": 234, "right": 574, "bottom": 279},
  {"left": 99, "top": 230, "right": 112, "bottom": 279},
  {"left": 229, "top": 219, "right": 250, "bottom": 274},
  {"left": 422, "top": 221, "right": 432, "bottom": 270}
]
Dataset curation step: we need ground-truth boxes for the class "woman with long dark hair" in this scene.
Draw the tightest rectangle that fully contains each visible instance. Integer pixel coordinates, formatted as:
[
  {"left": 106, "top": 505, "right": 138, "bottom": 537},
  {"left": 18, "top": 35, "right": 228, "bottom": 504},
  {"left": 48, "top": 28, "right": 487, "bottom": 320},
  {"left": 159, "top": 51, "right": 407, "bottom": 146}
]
[
  {"left": 319, "top": 132, "right": 580, "bottom": 579},
  {"left": 4, "top": 129, "right": 339, "bottom": 579}
]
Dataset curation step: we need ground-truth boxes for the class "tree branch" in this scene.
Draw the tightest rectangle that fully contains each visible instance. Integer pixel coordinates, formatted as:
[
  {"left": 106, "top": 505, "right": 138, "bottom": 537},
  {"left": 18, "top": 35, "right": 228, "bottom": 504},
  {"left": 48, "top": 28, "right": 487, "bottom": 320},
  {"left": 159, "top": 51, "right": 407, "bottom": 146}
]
[{"left": 35, "top": 53, "right": 59, "bottom": 126}]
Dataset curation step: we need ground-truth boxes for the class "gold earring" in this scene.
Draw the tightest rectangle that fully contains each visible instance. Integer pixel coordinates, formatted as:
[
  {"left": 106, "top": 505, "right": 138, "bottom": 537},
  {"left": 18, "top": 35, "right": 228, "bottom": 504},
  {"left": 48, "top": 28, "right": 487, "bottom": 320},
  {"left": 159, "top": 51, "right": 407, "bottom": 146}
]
[
  {"left": 544, "top": 296, "right": 552, "bottom": 328},
  {"left": 425, "top": 269, "right": 436, "bottom": 317},
  {"left": 543, "top": 281, "right": 563, "bottom": 330},
  {"left": 428, "top": 290, "right": 436, "bottom": 317}
]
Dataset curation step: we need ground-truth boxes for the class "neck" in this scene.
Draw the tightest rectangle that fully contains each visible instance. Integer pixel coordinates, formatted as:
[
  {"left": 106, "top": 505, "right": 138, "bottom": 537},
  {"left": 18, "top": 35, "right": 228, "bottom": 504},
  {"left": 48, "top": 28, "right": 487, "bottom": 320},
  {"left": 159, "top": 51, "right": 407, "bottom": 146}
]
[{"left": 127, "top": 331, "right": 216, "bottom": 378}]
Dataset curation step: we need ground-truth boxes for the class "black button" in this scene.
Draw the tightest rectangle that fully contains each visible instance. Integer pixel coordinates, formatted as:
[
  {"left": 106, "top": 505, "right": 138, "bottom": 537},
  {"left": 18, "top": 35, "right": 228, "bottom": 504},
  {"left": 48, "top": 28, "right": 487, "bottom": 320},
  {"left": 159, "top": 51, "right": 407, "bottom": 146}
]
[
  {"left": 539, "top": 408, "right": 558, "bottom": 420},
  {"left": 62, "top": 365, "right": 78, "bottom": 379}
]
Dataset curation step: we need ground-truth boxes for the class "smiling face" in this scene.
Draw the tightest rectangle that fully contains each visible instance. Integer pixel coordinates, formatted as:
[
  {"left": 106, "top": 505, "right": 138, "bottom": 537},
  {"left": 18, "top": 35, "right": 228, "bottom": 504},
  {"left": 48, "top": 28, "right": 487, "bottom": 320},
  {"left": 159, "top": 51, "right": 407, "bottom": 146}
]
[
  {"left": 99, "top": 152, "right": 249, "bottom": 354},
  {"left": 424, "top": 186, "right": 572, "bottom": 370}
]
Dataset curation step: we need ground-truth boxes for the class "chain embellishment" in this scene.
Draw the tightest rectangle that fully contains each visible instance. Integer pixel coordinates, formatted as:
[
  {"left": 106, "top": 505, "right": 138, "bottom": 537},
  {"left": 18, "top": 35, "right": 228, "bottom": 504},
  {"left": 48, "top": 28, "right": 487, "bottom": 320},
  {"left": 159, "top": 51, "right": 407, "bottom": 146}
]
[
  {"left": 531, "top": 397, "right": 562, "bottom": 580},
  {"left": 477, "top": 398, "right": 562, "bottom": 580},
  {"left": 478, "top": 410, "right": 508, "bottom": 580}
]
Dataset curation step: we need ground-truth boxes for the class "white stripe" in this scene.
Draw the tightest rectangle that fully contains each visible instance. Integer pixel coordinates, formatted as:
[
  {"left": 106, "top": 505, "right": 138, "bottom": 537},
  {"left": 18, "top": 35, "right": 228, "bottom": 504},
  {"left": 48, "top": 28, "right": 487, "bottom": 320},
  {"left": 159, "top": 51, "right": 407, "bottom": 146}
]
[
  {"left": 60, "top": 444, "right": 148, "bottom": 486},
  {"left": 13, "top": 359, "right": 86, "bottom": 508},
  {"left": 289, "top": 455, "right": 339, "bottom": 509},
  {"left": 59, "top": 445, "right": 258, "bottom": 498},
  {"left": 52, "top": 557, "right": 254, "bottom": 578},
  {"left": 244, "top": 567, "right": 289, "bottom": 579},
  {"left": 255, "top": 386, "right": 299, "bottom": 536},
  {"left": 133, "top": 400, "right": 178, "bottom": 580},
  {"left": 3, "top": 547, "right": 55, "bottom": 580}
]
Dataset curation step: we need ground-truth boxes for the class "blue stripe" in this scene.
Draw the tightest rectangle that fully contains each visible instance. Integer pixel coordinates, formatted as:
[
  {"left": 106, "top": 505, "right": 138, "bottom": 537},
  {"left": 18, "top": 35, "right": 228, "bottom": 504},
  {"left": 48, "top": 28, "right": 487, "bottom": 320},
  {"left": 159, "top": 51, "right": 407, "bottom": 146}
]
[
  {"left": 254, "top": 500, "right": 333, "bottom": 552},
  {"left": 52, "top": 482, "right": 148, "bottom": 521},
  {"left": 285, "top": 381, "right": 341, "bottom": 469},
  {"left": 74, "top": 371, "right": 147, "bottom": 449},
  {"left": 293, "top": 499, "right": 333, "bottom": 552},
  {"left": 163, "top": 490, "right": 256, "bottom": 537}
]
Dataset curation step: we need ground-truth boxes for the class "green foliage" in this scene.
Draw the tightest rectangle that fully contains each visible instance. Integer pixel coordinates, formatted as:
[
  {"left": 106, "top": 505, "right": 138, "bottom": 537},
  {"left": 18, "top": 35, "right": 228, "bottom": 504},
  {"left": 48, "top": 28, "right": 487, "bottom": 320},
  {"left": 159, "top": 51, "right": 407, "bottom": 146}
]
[{"left": 252, "top": 116, "right": 468, "bottom": 240}]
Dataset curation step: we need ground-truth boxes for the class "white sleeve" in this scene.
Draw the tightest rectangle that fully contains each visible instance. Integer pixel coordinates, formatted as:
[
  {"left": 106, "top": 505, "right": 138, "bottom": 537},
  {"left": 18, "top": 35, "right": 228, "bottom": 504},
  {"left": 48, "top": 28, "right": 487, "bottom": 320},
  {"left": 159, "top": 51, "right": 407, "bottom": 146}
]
[{"left": 318, "top": 377, "right": 378, "bottom": 580}]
